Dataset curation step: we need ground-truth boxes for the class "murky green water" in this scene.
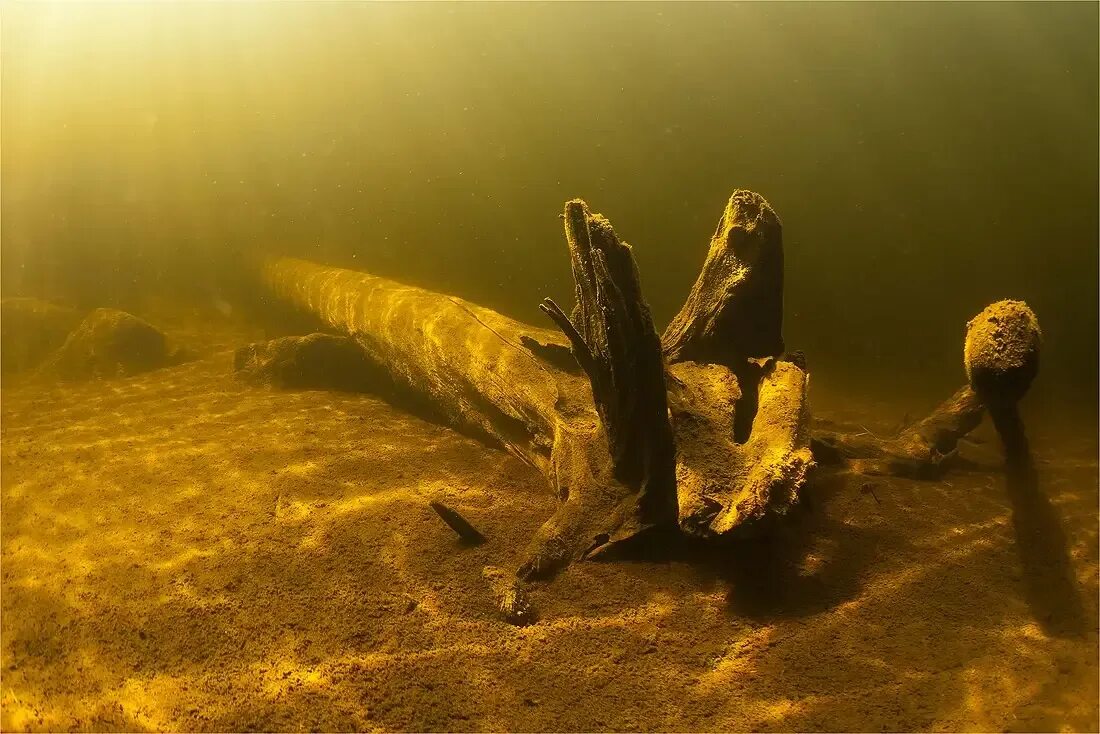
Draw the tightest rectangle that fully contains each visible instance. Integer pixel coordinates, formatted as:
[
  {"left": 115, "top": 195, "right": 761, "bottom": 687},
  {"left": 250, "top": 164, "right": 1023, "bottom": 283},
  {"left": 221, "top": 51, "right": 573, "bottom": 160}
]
[
  {"left": 2, "top": 5, "right": 1098, "bottom": 731},
  {"left": 3, "top": 1, "right": 1097, "bottom": 405}
]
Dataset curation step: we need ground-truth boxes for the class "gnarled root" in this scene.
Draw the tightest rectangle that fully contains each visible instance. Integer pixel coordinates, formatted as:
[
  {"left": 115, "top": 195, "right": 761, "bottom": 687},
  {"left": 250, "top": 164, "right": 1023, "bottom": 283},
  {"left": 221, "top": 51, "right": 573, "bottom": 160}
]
[
  {"left": 811, "top": 386, "right": 985, "bottom": 478},
  {"left": 811, "top": 300, "right": 1042, "bottom": 476}
]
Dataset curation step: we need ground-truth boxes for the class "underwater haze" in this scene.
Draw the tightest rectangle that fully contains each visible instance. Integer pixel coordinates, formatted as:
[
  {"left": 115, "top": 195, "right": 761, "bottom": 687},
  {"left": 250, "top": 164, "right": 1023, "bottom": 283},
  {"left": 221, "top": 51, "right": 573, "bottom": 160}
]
[
  {"left": 2, "top": 3, "right": 1099, "bottom": 732},
  {"left": 3, "top": 1, "right": 1098, "bottom": 412}
]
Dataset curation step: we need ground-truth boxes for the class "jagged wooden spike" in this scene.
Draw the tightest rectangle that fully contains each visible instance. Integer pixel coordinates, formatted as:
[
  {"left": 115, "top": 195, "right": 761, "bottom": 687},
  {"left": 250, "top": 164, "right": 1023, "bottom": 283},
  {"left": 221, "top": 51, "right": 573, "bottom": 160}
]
[
  {"left": 540, "top": 199, "right": 677, "bottom": 528},
  {"left": 662, "top": 190, "right": 785, "bottom": 367},
  {"left": 661, "top": 190, "right": 786, "bottom": 442}
]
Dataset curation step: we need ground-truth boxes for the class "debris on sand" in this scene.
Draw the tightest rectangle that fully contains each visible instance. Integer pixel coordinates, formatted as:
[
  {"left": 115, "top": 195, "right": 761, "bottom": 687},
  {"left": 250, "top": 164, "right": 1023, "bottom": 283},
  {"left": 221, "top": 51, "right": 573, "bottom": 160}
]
[
  {"left": 38, "top": 308, "right": 191, "bottom": 381},
  {"left": 482, "top": 566, "right": 535, "bottom": 625},
  {"left": 234, "top": 333, "right": 379, "bottom": 392},
  {"left": 430, "top": 500, "right": 487, "bottom": 546}
]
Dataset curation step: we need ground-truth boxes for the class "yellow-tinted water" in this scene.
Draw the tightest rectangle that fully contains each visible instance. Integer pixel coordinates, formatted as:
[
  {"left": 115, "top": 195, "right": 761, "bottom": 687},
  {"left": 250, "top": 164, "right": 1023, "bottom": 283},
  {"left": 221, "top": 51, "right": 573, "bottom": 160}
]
[{"left": 2, "top": 3, "right": 1097, "bottom": 731}]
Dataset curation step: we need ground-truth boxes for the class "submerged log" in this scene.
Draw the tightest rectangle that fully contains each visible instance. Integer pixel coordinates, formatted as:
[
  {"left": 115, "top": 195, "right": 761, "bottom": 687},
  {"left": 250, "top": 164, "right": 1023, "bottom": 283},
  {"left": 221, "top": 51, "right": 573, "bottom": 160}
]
[
  {"left": 262, "top": 251, "right": 656, "bottom": 579},
  {"left": 261, "top": 192, "right": 813, "bottom": 584},
  {"left": 259, "top": 191, "right": 1033, "bottom": 613},
  {"left": 811, "top": 299, "right": 1041, "bottom": 474}
]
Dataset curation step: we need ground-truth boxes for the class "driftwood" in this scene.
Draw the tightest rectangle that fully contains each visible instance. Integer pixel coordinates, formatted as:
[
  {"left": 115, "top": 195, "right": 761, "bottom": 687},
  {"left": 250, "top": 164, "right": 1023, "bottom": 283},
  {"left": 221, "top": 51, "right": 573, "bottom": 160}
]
[
  {"left": 812, "top": 299, "right": 1041, "bottom": 475},
  {"left": 259, "top": 190, "right": 1041, "bottom": 614},
  {"left": 430, "top": 501, "right": 487, "bottom": 546},
  {"left": 262, "top": 191, "right": 812, "bottom": 584}
]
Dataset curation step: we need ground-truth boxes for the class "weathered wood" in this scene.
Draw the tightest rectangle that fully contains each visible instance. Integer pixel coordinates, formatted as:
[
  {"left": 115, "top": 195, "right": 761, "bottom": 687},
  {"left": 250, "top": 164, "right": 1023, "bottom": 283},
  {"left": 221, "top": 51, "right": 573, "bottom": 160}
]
[
  {"left": 661, "top": 190, "right": 786, "bottom": 442},
  {"left": 260, "top": 216, "right": 682, "bottom": 579},
  {"left": 261, "top": 253, "right": 628, "bottom": 578},
  {"left": 482, "top": 566, "right": 535, "bottom": 625},
  {"left": 669, "top": 357, "right": 813, "bottom": 535},
  {"left": 262, "top": 254, "right": 575, "bottom": 469},
  {"left": 965, "top": 300, "right": 1041, "bottom": 464},
  {"left": 258, "top": 193, "right": 1041, "bottom": 625},
  {"left": 811, "top": 386, "right": 985, "bottom": 478},
  {"left": 662, "top": 190, "right": 785, "bottom": 367},
  {"left": 261, "top": 193, "right": 814, "bottom": 584},
  {"left": 429, "top": 501, "right": 487, "bottom": 546},
  {"left": 810, "top": 300, "right": 1041, "bottom": 475},
  {"left": 539, "top": 200, "right": 678, "bottom": 533}
]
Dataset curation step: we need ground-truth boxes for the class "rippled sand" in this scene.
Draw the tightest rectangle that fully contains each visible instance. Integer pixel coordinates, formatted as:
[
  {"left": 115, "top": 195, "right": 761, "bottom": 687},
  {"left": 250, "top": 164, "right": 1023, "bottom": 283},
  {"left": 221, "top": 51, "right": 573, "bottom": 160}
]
[{"left": 2, "top": 335, "right": 1096, "bottom": 731}]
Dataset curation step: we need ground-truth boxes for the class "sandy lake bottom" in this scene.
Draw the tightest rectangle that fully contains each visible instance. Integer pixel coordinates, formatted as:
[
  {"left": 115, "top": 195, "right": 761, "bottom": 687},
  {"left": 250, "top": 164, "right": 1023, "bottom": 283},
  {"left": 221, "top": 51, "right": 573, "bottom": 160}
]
[{"left": 2, "top": 321, "right": 1096, "bottom": 732}]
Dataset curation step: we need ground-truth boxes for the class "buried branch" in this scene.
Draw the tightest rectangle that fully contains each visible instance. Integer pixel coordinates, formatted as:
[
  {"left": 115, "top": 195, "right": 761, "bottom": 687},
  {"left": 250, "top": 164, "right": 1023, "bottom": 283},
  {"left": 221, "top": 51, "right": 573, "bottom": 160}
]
[{"left": 811, "top": 300, "right": 1042, "bottom": 475}]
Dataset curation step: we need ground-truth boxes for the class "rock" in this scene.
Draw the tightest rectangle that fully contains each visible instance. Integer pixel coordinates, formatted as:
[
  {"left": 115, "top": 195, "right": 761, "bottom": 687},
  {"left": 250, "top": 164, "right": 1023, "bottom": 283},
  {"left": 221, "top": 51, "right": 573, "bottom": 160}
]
[
  {"left": 233, "top": 333, "right": 378, "bottom": 392},
  {"left": 40, "top": 308, "right": 185, "bottom": 380},
  {"left": 1, "top": 298, "right": 81, "bottom": 374}
]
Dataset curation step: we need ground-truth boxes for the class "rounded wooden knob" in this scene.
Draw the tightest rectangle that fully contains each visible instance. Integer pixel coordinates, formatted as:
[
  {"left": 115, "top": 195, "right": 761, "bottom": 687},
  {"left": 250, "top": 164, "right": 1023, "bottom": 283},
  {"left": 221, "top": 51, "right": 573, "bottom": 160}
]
[{"left": 964, "top": 300, "right": 1041, "bottom": 403}]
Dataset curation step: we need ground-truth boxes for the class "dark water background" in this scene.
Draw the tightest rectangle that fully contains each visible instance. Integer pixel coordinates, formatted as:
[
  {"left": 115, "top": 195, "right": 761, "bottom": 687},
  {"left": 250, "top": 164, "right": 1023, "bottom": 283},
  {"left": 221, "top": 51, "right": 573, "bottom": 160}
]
[{"left": 3, "top": 2, "right": 1097, "bottom": 417}]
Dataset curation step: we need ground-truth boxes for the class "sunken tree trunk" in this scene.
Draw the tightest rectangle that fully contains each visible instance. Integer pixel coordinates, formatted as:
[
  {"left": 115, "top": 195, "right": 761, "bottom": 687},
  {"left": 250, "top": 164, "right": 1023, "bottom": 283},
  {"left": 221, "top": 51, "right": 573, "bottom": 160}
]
[
  {"left": 262, "top": 202, "right": 683, "bottom": 581},
  {"left": 260, "top": 190, "right": 1029, "bottom": 598},
  {"left": 261, "top": 192, "right": 814, "bottom": 582},
  {"left": 253, "top": 187, "right": 1047, "bottom": 632}
]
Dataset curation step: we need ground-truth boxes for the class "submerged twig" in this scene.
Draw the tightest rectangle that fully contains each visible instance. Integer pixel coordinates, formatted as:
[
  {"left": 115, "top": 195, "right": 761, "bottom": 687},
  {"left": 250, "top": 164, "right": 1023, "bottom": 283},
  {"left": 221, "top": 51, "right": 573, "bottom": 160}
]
[{"left": 429, "top": 501, "right": 487, "bottom": 546}]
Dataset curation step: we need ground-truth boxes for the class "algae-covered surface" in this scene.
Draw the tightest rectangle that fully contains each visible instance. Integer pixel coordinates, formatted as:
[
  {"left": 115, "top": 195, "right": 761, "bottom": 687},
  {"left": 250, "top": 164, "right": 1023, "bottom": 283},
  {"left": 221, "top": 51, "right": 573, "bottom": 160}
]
[{"left": 2, "top": 321, "right": 1096, "bottom": 732}]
